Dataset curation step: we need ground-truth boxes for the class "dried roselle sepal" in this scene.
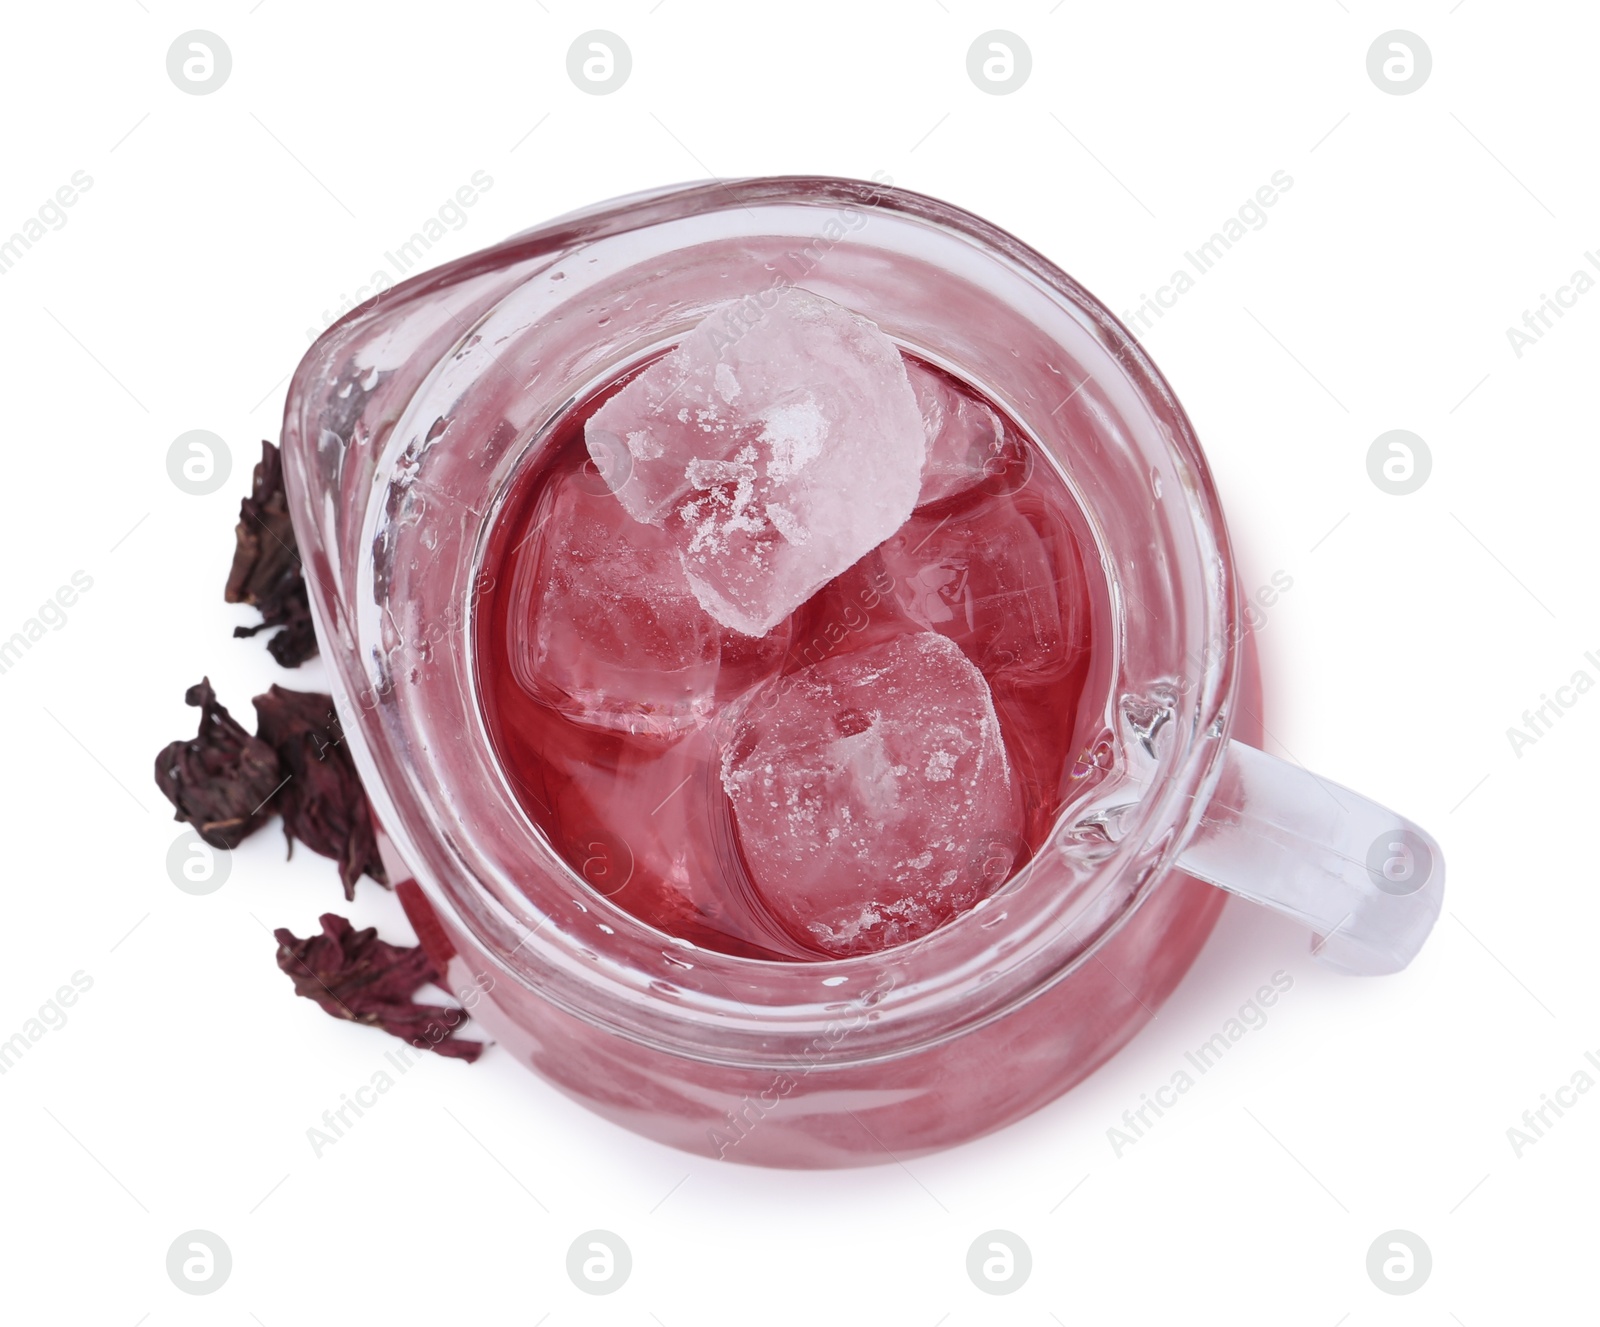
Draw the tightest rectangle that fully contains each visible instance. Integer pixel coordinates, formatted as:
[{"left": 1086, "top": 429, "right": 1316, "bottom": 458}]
[
  {"left": 153, "top": 678, "right": 284, "bottom": 850},
  {"left": 274, "top": 913, "right": 482, "bottom": 1062},
  {"left": 253, "top": 596, "right": 316, "bottom": 668},
  {"left": 253, "top": 684, "right": 386, "bottom": 899},
  {"left": 226, "top": 440, "right": 318, "bottom": 667}
]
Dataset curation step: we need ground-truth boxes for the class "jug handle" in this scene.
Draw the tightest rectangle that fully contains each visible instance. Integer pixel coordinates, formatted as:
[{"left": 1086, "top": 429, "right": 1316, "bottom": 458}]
[{"left": 1174, "top": 740, "right": 1444, "bottom": 975}]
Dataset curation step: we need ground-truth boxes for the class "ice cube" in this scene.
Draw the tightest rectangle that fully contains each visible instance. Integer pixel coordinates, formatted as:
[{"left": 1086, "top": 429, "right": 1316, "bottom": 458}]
[
  {"left": 509, "top": 466, "right": 788, "bottom": 737},
  {"left": 722, "top": 632, "right": 1021, "bottom": 957},
  {"left": 874, "top": 493, "right": 1070, "bottom": 680},
  {"left": 584, "top": 288, "right": 926, "bottom": 636},
  {"left": 906, "top": 360, "right": 1016, "bottom": 507},
  {"left": 533, "top": 716, "right": 809, "bottom": 959}
]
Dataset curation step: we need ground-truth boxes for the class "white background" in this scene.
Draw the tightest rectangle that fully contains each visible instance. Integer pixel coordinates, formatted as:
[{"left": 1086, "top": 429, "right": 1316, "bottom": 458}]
[{"left": 0, "top": 2, "right": 1594, "bottom": 1322}]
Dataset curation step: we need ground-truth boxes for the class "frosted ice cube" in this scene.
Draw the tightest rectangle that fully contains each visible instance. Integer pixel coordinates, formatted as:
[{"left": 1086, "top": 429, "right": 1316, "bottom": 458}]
[
  {"left": 510, "top": 467, "right": 788, "bottom": 737},
  {"left": 875, "top": 494, "right": 1070, "bottom": 680},
  {"left": 585, "top": 288, "right": 926, "bottom": 636},
  {"left": 722, "top": 632, "right": 1021, "bottom": 957},
  {"left": 906, "top": 360, "right": 1015, "bottom": 507}
]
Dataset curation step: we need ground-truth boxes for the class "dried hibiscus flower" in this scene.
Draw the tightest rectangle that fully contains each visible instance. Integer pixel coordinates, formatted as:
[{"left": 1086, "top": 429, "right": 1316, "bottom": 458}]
[
  {"left": 153, "top": 678, "right": 284, "bottom": 849},
  {"left": 274, "top": 913, "right": 482, "bottom": 1061},
  {"left": 253, "top": 685, "right": 387, "bottom": 900},
  {"left": 226, "top": 440, "right": 317, "bottom": 667}
]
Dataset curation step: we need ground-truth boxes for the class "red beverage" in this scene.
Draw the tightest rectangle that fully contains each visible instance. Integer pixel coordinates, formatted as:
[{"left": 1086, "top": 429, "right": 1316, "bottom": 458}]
[{"left": 473, "top": 357, "right": 1110, "bottom": 961}]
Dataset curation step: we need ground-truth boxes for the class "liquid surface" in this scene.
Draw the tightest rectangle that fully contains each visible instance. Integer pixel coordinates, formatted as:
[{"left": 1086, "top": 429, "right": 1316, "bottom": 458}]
[{"left": 474, "top": 357, "right": 1108, "bottom": 960}]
